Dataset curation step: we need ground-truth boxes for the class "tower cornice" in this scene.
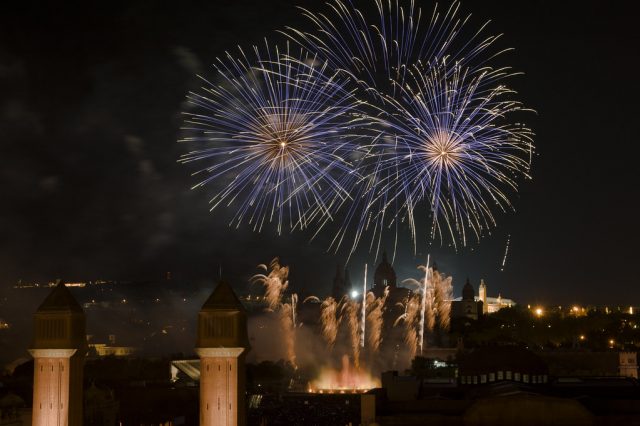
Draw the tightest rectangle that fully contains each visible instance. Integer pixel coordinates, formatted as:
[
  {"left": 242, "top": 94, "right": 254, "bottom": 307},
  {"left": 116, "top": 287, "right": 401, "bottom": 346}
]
[
  {"left": 195, "top": 347, "right": 245, "bottom": 358},
  {"left": 29, "top": 348, "right": 77, "bottom": 358}
]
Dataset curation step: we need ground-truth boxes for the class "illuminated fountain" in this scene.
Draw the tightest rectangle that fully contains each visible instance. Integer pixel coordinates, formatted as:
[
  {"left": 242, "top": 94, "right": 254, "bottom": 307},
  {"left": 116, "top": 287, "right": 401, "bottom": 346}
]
[
  {"left": 308, "top": 355, "right": 380, "bottom": 393},
  {"left": 252, "top": 257, "right": 452, "bottom": 393}
]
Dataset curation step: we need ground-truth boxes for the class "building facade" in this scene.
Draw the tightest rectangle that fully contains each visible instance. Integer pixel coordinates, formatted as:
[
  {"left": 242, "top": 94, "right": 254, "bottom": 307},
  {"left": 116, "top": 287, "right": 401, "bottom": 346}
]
[{"left": 454, "top": 279, "right": 515, "bottom": 318}]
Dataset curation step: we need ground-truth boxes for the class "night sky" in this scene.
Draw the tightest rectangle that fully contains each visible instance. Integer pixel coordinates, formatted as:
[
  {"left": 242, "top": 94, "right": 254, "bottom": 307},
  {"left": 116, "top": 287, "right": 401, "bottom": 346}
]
[{"left": 1, "top": 1, "right": 638, "bottom": 305}]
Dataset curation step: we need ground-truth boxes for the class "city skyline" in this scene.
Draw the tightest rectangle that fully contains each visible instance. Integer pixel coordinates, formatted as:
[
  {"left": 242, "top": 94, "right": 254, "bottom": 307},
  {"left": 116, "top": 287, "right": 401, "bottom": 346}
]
[
  {"left": 1, "top": 1, "right": 639, "bottom": 306},
  {"left": 1, "top": 2, "right": 639, "bottom": 425}
]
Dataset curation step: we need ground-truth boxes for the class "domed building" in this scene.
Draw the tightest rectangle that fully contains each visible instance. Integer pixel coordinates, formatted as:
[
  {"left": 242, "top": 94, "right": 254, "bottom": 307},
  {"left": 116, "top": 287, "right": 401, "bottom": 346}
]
[
  {"left": 372, "top": 251, "right": 397, "bottom": 297},
  {"left": 331, "top": 265, "right": 352, "bottom": 300},
  {"left": 451, "top": 278, "right": 484, "bottom": 321}
]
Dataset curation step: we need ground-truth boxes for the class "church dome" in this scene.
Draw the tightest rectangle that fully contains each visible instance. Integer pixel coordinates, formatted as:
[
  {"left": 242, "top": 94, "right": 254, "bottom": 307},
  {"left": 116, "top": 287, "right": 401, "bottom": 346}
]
[{"left": 462, "top": 279, "right": 475, "bottom": 301}]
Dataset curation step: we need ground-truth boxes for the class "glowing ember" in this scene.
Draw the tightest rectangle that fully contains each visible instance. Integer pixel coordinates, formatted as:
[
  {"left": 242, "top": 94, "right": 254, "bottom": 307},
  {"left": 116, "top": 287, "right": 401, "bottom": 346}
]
[{"left": 308, "top": 355, "right": 380, "bottom": 393}]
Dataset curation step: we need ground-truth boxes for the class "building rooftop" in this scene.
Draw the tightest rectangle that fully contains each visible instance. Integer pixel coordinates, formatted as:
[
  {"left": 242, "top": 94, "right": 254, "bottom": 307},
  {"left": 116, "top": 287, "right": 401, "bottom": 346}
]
[
  {"left": 459, "top": 346, "right": 548, "bottom": 376},
  {"left": 201, "top": 280, "right": 245, "bottom": 311},
  {"left": 36, "top": 279, "right": 83, "bottom": 313}
]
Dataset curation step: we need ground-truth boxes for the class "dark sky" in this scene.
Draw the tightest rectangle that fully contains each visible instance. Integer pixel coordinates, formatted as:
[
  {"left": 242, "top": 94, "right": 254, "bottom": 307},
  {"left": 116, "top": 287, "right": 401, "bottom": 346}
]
[{"left": 1, "top": 1, "right": 638, "bottom": 305}]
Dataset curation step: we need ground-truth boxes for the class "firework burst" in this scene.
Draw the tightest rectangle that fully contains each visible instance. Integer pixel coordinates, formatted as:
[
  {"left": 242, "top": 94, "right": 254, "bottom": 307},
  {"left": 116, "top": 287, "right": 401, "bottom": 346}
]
[
  {"left": 370, "top": 62, "right": 534, "bottom": 246},
  {"left": 180, "top": 41, "right": 364, "bottom": 234},
  {"left": 323, "top": 63, "right": 533, "bottom": 255},
  {"left": 180, "top": 1, "right": 534, "bottom": 256},
  {"left": 286, "top": 0, "right": 533, "bottom": 255},
  {"left": 285, "top": 0, "right": 498, "bottom": 102}
]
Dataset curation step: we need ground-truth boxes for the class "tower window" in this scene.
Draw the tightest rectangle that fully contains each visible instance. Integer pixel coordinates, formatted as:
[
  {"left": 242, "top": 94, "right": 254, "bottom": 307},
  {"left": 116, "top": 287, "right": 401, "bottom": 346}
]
[{"left": 205, "top": 315, "right": 235, "bottom": 338}]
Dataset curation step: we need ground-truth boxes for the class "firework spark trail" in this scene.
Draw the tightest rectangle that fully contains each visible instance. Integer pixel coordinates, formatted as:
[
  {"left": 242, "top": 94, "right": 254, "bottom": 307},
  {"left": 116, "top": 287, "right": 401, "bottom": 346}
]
[
  {"left": 280, "top": 297, "right": 297, "bottom": 368},
  {"left": 342, "top": 298, "right": 361, "bottom": 368},
  {"left": 365, "top": 287, "right": 389, "bottom": 353},
  {"left": 501, "top": 234, "right": 511, "bottom": 271},
  {"left": 251, "top": 257, "right": 289, "bottom": 310},
  {"left": 180, "top": 41, "right": 366, "bottom": 234},
  {"left": 401, "top": 294, "right": 421, "bottom": 358},
  {"left": 419, "top": 255, "right": 430, "bottom": 355},
  {"left": 360, "top": 263, "right": 367, "bottom": 348},
  {"left": 434, "top": 271, "right": 453, "bottom": 331},
  {"left": 402, "top": 262, "right": 456, "bottom": 353},
  {"left": 291, "top": 293, "right": 298, "bottom": 328},
  {"left": 317, "top": 296, "right": 340, "bottom": 350},
  {"left": 404, "top": 265, "right": 433, "bottom": 355},
  {"left": 252, "top": 258, "right": 298, "bottom": 367}
]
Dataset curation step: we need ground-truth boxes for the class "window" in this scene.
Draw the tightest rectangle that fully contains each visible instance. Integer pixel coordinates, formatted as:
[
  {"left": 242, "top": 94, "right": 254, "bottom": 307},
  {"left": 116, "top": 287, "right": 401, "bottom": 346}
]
[{"left": 205, "top": 315, "right": 235, "bottom": 338}]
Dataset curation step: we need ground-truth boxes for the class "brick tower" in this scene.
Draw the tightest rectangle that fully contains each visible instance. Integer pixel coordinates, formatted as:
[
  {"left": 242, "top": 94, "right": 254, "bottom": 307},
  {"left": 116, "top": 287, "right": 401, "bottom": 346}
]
[
  {"left": 30, "top": 280, "right": 86, "bottom": 426},
  {"left": 196, "top": 280, "right": 250, "bottom": 426}
]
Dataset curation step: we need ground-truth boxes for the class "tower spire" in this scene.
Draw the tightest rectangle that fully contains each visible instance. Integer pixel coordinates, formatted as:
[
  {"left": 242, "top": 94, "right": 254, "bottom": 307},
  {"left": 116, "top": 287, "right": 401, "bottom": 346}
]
[
  {"left": 30, "top": 280, "right": 86, "bottom": 426},
  {"left": 196, "top": 279, "right": 249, "bottom": 426}
]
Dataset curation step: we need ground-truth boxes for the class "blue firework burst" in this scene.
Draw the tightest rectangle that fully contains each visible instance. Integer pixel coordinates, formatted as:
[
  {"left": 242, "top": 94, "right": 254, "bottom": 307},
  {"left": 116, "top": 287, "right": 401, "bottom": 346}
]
[{"left": 180, "top": 41, "right": 365, "bottom": 234}]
